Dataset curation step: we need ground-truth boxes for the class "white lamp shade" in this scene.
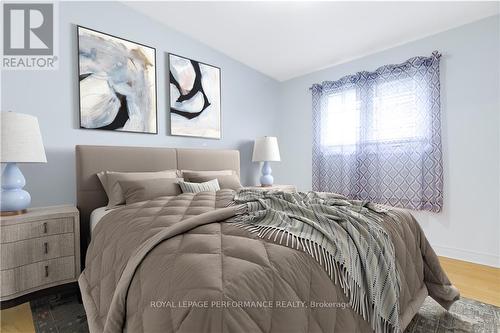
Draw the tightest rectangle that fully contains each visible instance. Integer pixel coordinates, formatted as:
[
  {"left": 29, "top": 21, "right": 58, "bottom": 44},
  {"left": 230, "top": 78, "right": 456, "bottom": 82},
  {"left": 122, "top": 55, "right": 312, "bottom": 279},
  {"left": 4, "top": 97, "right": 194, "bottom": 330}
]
[
  {"left": 1, "top": 112, "right": 47, "bottom": 163},
  {"left": 252, "top": 136, "right": 281, "bottom": 162}
]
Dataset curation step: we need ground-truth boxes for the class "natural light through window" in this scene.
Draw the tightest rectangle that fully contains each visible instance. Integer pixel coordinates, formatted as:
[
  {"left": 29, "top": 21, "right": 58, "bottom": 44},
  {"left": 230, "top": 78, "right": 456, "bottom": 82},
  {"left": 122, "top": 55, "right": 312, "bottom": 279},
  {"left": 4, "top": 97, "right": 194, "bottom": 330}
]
[
  {"left": 323, "top": 89, "right": 359, "bottom": 147},
  {"left": 370, "top": 79, "right": 423, "bottom": 142},
  {"left": 323, "top": 78, "right": 427, "bottom": 148}
]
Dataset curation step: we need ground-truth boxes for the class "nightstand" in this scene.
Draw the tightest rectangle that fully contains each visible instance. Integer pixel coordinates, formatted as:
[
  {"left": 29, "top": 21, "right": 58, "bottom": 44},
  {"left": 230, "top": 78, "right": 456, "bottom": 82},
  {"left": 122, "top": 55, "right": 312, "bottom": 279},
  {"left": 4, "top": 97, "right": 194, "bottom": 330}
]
[
  {"left": 245, "top": 184, "right": 297, "bottom": 193},
  {"left": 0, "top": 206, "right": 80, "bottom": 306}
]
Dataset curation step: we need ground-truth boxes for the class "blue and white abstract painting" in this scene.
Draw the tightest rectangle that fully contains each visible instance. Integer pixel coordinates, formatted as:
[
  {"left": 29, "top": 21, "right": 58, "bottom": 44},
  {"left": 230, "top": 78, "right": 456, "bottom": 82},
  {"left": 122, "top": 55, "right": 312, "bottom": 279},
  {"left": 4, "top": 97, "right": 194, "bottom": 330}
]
[
  {"left": 169, "top": 54, "right": 221, "bottom": 139},
  {"left": 78, "top": 26, "right": 157, "bottom": 134}
]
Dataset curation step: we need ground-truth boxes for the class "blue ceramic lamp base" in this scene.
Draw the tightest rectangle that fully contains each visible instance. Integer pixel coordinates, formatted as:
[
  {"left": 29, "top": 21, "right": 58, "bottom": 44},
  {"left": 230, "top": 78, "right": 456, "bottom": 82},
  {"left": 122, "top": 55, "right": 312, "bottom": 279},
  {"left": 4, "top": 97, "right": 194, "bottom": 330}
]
[
  {"left": 1, "top": 162, "right": 31, "bottom": 216},
  {"left": 260, "top": 161, "right": 274, "bottom": 187}
]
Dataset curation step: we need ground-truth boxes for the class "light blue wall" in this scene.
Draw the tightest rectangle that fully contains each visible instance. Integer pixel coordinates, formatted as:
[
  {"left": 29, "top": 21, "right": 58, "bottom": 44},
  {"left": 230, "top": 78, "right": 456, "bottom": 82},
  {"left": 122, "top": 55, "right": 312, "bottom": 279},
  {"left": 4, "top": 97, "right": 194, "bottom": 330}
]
[
  {"left": 2, "top": 3, "right": 498, "bottom": 266},
  {"left": 1, "top": 1, "right": 280, "bottom": 206},
  {"left": 274, "top": 15, "right": 500, "bottom": 266}
]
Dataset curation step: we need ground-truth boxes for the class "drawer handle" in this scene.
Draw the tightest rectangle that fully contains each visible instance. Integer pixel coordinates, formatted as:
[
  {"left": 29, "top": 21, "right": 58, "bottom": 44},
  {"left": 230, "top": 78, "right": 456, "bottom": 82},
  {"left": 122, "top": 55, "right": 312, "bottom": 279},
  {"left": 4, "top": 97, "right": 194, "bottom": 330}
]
[
  {"left": 44, "top": 265, "right": 49, "bottom": 277},
  {"left": 43, "top": 222, "right": 48, "bottom": 233},
  {"left": 44, "top": 242, "right": 48, "bottom": 254}
]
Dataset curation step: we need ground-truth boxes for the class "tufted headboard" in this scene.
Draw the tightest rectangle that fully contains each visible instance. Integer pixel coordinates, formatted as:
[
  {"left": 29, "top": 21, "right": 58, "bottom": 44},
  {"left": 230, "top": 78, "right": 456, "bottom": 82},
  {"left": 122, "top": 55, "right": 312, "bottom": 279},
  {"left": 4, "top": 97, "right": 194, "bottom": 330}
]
[{"left": 75, "top": 145, "right": 240, "bottom": 267}]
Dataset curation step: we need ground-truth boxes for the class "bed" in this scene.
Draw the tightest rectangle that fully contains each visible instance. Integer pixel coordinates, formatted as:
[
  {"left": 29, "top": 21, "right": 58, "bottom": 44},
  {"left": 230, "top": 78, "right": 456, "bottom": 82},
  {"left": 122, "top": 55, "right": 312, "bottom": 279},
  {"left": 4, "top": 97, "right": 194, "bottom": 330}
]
[{"left": 76, "top": 145, "right": 459, "bottom": 333}]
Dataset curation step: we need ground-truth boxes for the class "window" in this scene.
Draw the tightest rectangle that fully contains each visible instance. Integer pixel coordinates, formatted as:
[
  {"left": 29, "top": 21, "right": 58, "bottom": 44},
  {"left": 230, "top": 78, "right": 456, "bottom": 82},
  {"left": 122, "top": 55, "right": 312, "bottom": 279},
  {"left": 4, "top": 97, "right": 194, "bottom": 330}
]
[
  {"left": 322, "top": 89, "right": 359, "bottom": 147},
  {"left": 323, "top": 78, "right": 429, "bottom": 149},
  {"left": 312, "top": 52, "right": 443, "bottom": 212},
  {"left": 371, "top": 79, "right": 424, "bottom": 142}
]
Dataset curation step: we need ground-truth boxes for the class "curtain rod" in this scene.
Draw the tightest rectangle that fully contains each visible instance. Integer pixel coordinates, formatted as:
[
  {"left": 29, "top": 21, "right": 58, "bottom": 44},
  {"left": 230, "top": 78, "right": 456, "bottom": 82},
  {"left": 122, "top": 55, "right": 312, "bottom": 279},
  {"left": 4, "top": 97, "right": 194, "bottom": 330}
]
[{"left": 308, "top": 51, "right": 441, "bottom": 91}]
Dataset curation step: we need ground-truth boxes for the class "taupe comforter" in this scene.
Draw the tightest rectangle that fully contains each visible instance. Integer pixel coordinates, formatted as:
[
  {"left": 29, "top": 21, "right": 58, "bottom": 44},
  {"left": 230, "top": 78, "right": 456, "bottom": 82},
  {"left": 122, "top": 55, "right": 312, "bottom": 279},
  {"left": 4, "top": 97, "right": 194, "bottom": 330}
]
[{"left": 79, "top": 190, "right": 459, "bottom": 333}]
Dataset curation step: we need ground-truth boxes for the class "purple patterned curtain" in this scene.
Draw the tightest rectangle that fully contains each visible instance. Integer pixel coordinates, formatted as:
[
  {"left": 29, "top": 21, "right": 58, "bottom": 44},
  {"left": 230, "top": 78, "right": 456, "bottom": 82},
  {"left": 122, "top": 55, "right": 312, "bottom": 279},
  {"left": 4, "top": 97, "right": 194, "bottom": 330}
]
[{"left": 312, "top": 51, "right": 443, "bottom": 212}]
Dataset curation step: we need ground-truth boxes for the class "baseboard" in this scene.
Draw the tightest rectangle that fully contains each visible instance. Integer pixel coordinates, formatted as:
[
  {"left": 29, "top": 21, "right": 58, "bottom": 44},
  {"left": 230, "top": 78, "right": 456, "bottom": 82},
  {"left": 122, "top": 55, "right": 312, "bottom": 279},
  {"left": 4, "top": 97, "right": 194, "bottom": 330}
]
[{"left": 433, "top": 245, "right": 500, "bottom": 268}]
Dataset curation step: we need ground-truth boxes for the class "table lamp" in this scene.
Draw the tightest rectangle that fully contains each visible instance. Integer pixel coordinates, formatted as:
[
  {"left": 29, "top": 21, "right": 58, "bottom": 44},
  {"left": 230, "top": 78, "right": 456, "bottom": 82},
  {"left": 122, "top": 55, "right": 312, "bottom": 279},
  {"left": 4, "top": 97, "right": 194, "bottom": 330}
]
[
  {"left": 1, "top": 112, "right": 47, "bottom": 216},
  {"left": 252, "top": 136, "right": 281, "bottom": 187}
]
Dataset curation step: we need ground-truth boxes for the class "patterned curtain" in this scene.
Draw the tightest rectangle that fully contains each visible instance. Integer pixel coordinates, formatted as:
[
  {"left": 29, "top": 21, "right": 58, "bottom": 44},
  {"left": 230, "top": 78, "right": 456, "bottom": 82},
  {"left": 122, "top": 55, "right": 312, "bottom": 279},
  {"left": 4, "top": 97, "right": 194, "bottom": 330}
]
[{"left": 312, "top": 51, "right": 443, "bottom": 212}]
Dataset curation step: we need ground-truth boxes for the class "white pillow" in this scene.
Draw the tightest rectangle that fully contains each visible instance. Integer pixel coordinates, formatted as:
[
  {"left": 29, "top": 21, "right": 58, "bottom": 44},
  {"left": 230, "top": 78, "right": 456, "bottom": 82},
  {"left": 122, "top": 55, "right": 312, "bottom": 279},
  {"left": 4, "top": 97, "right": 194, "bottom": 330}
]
[{"left": 178, "top": 179, "right": 220, "bottom": 193}]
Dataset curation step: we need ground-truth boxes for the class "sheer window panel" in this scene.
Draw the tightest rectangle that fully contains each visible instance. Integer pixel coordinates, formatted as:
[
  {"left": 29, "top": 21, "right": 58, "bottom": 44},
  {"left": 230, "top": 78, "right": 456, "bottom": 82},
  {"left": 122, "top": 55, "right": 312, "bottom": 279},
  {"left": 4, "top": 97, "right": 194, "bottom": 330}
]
[
  {"left": 311, "top": 51, "right": 443, "bottom": 212},
  {"left": 322, "top": 89, "right": 360, "bottom": 148}
]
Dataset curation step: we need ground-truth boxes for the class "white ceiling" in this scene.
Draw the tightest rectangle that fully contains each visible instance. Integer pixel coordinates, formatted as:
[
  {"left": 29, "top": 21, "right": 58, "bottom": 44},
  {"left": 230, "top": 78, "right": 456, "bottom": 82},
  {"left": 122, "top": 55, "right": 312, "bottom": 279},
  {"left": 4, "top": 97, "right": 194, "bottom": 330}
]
[{"left": 125, "top": 1, "right": 499, "bottom": 81}]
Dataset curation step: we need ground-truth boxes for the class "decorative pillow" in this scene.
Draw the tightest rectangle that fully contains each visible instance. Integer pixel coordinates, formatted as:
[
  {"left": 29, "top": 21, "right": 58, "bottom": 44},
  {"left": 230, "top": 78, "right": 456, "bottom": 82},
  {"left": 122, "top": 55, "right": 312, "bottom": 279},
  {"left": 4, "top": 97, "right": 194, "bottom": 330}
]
[
  {"left": 96, "top": 171, "right": 107, "bottom": 191},
  {"left": 188, "top": 174, "right": 242, "bottom": 190},
  {"left": 118, "top": 178, "right": 183, "bottom": 205},
  {"left": 181, "top": 170, "right": 235, "bottom": 180},
  {"left": 178, "top": 179, "right": 220, "bottom": 193},
  {"left": 98, "top": 170, "right": 179, "bottom": 209}
]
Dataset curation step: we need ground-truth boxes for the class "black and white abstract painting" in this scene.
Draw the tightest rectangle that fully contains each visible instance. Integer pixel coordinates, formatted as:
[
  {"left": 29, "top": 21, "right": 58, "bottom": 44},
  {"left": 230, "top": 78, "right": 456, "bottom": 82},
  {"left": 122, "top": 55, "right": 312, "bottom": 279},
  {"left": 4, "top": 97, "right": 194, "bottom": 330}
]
[
  {"left": 78, "top": 26, "right": 157, "bottom": 134},
  {"left": 169, "top": 54, "right": 221, "bottom": 139}
]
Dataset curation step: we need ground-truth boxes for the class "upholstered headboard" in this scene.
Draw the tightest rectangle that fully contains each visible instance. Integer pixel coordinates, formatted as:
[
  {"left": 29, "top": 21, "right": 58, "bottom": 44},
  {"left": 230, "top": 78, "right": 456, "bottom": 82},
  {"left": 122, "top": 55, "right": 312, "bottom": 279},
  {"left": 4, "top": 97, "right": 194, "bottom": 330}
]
[{"left": 75, "top": 145, "right": 240, "bottom": 267}]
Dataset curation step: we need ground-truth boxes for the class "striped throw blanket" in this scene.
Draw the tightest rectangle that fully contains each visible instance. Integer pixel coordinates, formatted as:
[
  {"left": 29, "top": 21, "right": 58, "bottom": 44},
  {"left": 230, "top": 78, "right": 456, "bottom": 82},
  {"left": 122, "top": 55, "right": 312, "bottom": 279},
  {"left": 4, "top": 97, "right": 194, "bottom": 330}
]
[{"left": 231, "top": 189, "right": 401, "bottom": 333}]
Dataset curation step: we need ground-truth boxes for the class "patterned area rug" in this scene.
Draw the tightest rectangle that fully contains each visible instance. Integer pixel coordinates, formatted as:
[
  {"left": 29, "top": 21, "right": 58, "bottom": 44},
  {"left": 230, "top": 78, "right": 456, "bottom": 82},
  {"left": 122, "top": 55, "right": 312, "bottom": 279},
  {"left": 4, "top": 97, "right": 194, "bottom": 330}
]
[
  {"left": 406, "top": 297, "right": 500, "bottom": 333},
  {"left": 29, "top": 292, "right": 498, "bottom": 333},
  {"left": 30, "top": 291, "right": 88, "bottom": 333}
]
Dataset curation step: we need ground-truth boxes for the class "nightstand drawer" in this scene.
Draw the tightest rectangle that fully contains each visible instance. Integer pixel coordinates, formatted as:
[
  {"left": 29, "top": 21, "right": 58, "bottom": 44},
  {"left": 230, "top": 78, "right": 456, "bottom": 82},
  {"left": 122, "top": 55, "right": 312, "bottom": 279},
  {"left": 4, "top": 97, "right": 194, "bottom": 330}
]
[
  {"left": 0, "top": 256, "right": 75, "bottom": 298},
  {"left": 1, "top": 234, "right": 75, "bottom": 270},
  {"left": 0, "top": 217, "right": 74, "bottom": 243},
  {"left": 0, "top": 206, "right": 80, "bottom": 305}
]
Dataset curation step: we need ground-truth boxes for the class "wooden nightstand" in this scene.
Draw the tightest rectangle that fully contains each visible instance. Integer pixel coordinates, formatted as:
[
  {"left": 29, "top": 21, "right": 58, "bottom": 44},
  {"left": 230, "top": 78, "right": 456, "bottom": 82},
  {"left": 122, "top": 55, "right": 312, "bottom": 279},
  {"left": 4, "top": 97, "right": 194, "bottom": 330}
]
[
  {"left": 0, "top": 206, "right": 80, "bottom": 306},
  {"left": 245, "top": 184, "right": 297, "bottom": 193}
]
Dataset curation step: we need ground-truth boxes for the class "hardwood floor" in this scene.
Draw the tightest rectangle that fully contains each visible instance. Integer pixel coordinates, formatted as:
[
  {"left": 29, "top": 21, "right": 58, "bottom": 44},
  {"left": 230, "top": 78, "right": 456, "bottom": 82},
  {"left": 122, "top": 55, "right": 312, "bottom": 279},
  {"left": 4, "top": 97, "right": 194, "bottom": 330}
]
[
  {"left": 438, "top": 256, "right": 500, "bottom": 307},
  {"left": 0, "top": 256, "right": 498, "bottom": 333},
  {"left": 0, "top": 303, "right": 35, "bottom": 333}
]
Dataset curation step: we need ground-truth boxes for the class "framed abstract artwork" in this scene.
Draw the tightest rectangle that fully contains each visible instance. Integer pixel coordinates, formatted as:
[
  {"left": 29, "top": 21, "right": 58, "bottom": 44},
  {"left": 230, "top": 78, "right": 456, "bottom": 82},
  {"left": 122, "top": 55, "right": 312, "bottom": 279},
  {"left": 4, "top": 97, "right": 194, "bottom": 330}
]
[
  {"left": 169, "top": 53, "right": 221, "bottom": 139},
  {"left": 77, "top": 26, "right": 157, "bottom": 134}
]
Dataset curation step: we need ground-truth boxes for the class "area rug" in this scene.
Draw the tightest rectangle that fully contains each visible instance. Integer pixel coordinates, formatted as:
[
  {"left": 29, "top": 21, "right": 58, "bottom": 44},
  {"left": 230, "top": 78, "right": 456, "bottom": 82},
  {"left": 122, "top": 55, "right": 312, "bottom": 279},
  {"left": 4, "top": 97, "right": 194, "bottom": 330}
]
[
  {"left": 29, "top": 293, "right": 498, "bottom": 333},
  {"left": 30, "top": 290, "right": 88, "bottom": 333},
  {"left": 405, "top": 297, "right": 500, "bottom": 333}
]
